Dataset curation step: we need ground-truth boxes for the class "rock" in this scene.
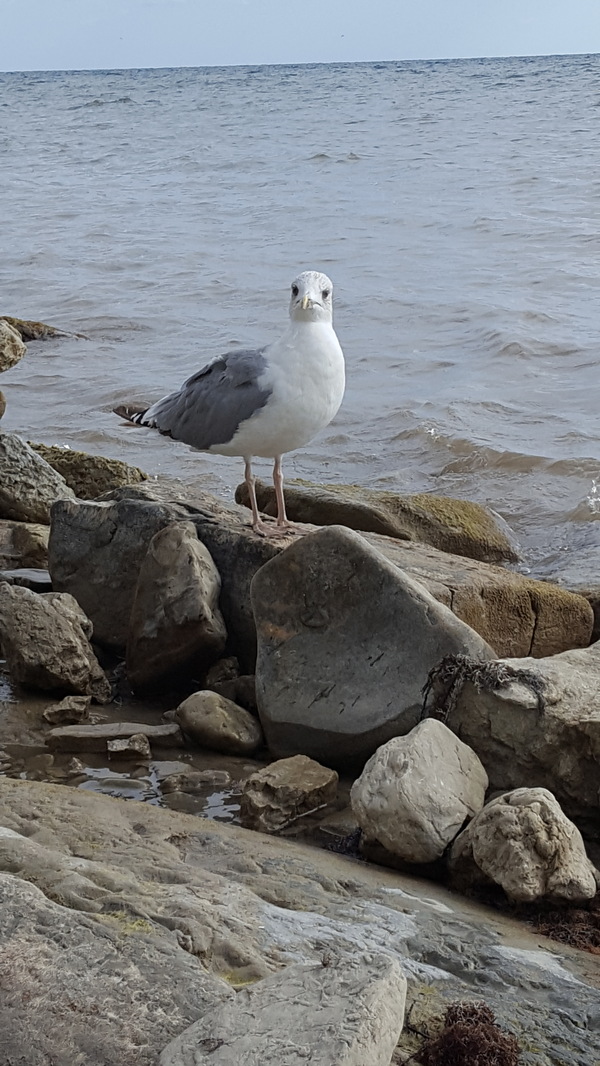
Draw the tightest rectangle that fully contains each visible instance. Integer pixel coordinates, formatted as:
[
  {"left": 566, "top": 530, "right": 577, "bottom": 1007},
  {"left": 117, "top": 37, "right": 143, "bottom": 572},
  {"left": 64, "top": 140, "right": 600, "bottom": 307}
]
[
  {"left": 0, "top": 319, "right": 26, "bottom": 372},
  {"left": 49, "top": 485, "right": 593, "bottom": 666},
  {"left": 0, "top": 315, "right": 77, "bottom": 341},
  {"left": 107, "top": 733, "right": 152, "bottom": 759},
  {"left": 42, "top": 695, "right": 91, "bottom": 725},
  {"left": 160, "top": 951, "right": 407, "bottom": 1066},
  {"left": 236, "top": 477, "right": 519, "bottom": 564},
  {"left": 126, "top": 522, "right": 227, "bottom": 690},
  {"left": 47, "top": 721, "right": 183, "bottom": 753},
  {"left": 350, "top": 720, "right": 488, "bottom": 864},
  {"left": 0, "top": 567, "right": 51, "bottom": 592},
  {"left": 240, "top": 755, "right": 338, "bottom": 833},
  {"left": 251, "top": 526, "right": 495, "bottom": 766},
  {"left": 205, "top": 657, "right": 240, "bottom": 686},
  {"left": 1, "top": 777, "right": 599, "bottom": 1066},
  {"left": 433, "top": 643, "right": 600, "bottom": 822},
  {"left": 30, "top": 443, "right": 147, "bottom": 499},
  {"left": 449, "top": 788, "right": 598, "bottom": 904},
  {"left": 0, "top": 433, "right": 75, "bottom": 523},
  {"left": 175, "top": 690, "right": 263, "bottom": 755},
  {"left": 161, "top": 769, "right": 232, "bottom": 794},
  {"left": 0, "top": 584, "right": 111, "bottom": 702},
  {"left": 0, "top": 520, "right": 49, "bottom": 569},
  {"left": 209, "top": 674, "right": 258, "bottom": 714},
  {"left": 0, "top": 390, "right": 6, "bottom": 419},
  {"left": 569, "top": 583, "right": 600, "bottom": 644},
  {"left": 49, "top": 495, "right": 192, "bottom": 649}
]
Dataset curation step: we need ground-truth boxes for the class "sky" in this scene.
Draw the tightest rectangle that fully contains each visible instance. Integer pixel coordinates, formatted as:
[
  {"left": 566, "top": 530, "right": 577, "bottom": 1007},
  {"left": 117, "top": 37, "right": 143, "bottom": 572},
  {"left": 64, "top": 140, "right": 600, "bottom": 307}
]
[{"left": 2, "top": 0, "right": 600, "bottom": 72}]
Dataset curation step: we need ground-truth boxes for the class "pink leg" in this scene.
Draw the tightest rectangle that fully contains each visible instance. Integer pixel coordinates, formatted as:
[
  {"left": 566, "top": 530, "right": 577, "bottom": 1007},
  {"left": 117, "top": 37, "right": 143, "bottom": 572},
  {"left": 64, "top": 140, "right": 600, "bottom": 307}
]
[
  {"left": 244, "top": 457, "right": 296, "bottom": 538},
  {"left": 273, "top": 456, "right": 288, "bottom": 527}
]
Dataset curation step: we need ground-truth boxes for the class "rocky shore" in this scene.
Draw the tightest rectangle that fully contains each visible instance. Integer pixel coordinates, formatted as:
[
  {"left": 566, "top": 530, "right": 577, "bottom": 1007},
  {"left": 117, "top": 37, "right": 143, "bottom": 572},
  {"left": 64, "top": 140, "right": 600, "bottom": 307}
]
[{"left": 1, "top": 321, "right": 600, "bottom": 1064}]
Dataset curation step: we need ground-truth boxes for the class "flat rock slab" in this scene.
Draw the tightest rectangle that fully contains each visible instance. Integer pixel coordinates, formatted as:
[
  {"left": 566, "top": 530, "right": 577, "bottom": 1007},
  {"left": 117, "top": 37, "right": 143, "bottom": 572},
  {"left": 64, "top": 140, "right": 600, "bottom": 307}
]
[
  {"left": 252, "top": 526, "right": 494, "bottom": 766},
  {"left": 160, "top": 952, "right": 407, "bottom": 1066},
  {"left": 47, "top": 721, "right": 183, "bottom": 752},
  {"left": 0, "top": 777, "right": 599, "bottom": 1066}
]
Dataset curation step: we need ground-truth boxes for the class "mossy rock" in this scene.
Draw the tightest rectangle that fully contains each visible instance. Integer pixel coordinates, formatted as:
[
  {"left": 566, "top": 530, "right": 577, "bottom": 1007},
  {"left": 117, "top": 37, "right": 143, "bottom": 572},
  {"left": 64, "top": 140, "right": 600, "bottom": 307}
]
[
  {"left": 30, "top": 444, "right": 147, "bottom": 501},
  {"left": 235, "top": 478, "right": 519, "bottom": 565}
]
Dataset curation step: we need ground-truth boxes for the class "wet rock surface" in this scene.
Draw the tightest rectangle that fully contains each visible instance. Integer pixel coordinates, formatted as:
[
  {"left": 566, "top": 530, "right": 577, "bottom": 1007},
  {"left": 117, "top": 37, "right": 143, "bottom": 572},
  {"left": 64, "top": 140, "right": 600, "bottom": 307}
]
[{"left": 0, "top": 777, "right": 598, "bottom": 1066}]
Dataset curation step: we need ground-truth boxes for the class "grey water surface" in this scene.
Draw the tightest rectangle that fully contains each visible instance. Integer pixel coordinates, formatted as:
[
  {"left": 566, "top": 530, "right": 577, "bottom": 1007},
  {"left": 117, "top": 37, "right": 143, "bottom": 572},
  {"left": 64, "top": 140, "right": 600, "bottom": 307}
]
[{"left": 1, "top": 54, "right": 599, "bottom": 581}]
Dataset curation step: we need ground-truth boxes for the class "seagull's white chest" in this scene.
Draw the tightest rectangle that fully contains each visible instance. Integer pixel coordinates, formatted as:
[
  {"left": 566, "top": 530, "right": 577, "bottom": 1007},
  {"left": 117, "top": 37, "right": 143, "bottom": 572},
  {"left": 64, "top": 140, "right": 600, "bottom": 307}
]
[{"left": 212, "top": 321, "right": 345, "bottom": 459}]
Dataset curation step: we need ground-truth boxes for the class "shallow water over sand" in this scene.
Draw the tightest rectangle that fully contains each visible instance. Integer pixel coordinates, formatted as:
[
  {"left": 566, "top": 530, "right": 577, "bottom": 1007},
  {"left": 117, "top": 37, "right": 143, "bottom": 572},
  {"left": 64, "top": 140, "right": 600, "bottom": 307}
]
[{"left": 1, "top": 55, "right": 599, "bottom": 582}]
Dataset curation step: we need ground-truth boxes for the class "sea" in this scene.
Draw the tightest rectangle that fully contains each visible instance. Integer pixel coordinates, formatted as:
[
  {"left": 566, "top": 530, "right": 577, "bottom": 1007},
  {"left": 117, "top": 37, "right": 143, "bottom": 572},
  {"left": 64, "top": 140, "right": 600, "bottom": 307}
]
[{"left": 1, "top": 54, "right": 599, "bottom": 586}]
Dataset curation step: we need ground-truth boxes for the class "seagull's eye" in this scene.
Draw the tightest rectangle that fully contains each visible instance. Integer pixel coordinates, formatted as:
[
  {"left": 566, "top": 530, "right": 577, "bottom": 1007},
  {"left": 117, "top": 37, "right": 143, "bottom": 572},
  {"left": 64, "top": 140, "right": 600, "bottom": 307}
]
[
  {"left": 322, "top": 289, "right": 330, "bottom": 299},
  {"left": 291, "top": 284, "right": 299, "bottom": 297}
]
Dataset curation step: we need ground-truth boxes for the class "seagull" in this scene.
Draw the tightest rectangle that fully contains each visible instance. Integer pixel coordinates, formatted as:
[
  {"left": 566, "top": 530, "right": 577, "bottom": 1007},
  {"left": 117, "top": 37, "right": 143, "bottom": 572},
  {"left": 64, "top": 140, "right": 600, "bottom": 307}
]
[{"left": 114, "top": 270, "right": 345, "bottom": 537}]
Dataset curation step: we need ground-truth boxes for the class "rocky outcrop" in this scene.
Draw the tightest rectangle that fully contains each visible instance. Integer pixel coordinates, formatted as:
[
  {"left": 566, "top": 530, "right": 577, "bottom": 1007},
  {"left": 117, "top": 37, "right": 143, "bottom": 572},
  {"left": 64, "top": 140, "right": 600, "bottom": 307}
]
[
  {"left": 0, "top": 318, "right": 26, "bottom": 372},
  {"left": 0, "top": 433, "right": 75, "bottom": 523},
  {"left": 48, "top": 486, "right": 592, "bottom": 667},
  {"left": 240, "top": 755, "right": 339, "bottom": 832},
  {"left": 350, "top": 720, "right": 488, "bottom": 863},
  {"left": 236, "top": 477, "right": 519, "bottom": 564},
  {"left": 449, "top": 788, "right": 598, "bottom": 903},
  {"left": 251, "top": 526, "right": 495, "bottom": 766},
  {"left": 160, "top": 951, "right": 407, "bottom": 1066},
  {"left": 30, "top": 442, "right": 147, "bottom": 499},
  {"left": 431, "top": 643, "right": 600, "bottom": 822},
  {"left": 0, "top": 584, "right": 111, "bottom": 702},
  {"left": 126, "top": 522, "right": 227, "bottom": 689},
  {"left": 175, "top": 691, "right": 263, "bottom": 755}
]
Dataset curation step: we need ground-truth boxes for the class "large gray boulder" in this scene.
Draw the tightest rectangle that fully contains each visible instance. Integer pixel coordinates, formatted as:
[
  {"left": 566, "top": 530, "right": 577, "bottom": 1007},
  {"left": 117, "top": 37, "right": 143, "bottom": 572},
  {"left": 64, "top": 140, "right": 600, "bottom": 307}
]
[
  {"left": 160, "top": 951, "right": 407, "bottom": 1066},
  {"left": 350, "top": 720, "right": 488, "bottom": 863},
  {"left": 126, "top": 522, "right": 227, "bottom": 689},
  {"left": 433, "top": 643, "right": 600, "bottom": 821},
  {"left": 0, "top": 318, "right": 26, "bottom": 372},
  {"left": 0, "top": 433, "right": 75, "bottom": 523},
  {"left": 449, "top": 788, "right": 598, "bottom": 903},
  {"left": 251, "top": 526, "right": 495, "bottom": 766},
  {"left": 0, "top": 583, "right": 111, "bottom": 702}
]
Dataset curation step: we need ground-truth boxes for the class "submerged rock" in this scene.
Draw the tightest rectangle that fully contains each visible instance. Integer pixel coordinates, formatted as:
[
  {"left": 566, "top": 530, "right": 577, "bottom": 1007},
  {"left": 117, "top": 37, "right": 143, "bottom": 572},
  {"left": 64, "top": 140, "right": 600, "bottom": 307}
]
[
  {"left": 350, "top": 720, "right": 488, "bottom": 863},
  {"left": 30, "top": 443, "right": 147, "bottom": 500},
  {"left": 449, "top": 787, "right": 598, "bottom": 904},
  {"left": 0, "top": 319, "right": 26, "bottom": 372},
  {"left": 126, "top": 522, "right": 227, "bottom": 690},
  {"left": 0, "top": 433, "right": 75, "bottom": 524},
  {"left": 251, "top": 526, "right": 495, "bottom": 766},
  {"left": 0, "top": 315, "right": 78, "bottom": 341},
  {"left": 240, "top": 755, "right": 338, "bottom": 833},
  {"left": 175, "top": 690, "right": 263, "bottom": 755},
  {"left": 236, "top": 477, "right": 519, "bottom": 564},
  {"left": 0, "top": 584, "right": 111, "bottom": 702}
]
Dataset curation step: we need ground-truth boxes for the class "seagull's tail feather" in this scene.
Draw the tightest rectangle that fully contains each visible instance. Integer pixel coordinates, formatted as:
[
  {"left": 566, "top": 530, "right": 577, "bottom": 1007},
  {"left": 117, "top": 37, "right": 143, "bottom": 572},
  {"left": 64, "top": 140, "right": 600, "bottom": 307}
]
[{"left": 113, "top": 403, "right": 151, "bottom": 424}]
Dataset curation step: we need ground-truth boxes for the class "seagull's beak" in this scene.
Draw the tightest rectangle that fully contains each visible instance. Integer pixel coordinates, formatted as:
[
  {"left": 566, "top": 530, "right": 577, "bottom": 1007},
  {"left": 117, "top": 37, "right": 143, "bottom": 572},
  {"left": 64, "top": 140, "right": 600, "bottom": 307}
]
[{"left": 301, "top": 294, "right": 311, "bottom": 310}]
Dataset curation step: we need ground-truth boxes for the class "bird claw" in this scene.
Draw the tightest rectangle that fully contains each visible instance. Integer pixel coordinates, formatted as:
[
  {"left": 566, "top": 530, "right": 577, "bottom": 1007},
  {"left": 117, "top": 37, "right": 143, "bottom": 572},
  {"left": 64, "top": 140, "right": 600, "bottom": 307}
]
[{"left": 251, "top": 520, "right": 306, "bottom": 539}]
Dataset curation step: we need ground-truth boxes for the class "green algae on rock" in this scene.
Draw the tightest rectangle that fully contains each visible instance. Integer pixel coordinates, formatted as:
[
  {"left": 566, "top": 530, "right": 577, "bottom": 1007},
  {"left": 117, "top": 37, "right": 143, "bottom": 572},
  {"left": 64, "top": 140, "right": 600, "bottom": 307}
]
[
  {"left": 30, "top": 443, "right": 147, "bottom": 500},
  {"left": 235, "top": 477, "right": 519, "bottom": 565}
]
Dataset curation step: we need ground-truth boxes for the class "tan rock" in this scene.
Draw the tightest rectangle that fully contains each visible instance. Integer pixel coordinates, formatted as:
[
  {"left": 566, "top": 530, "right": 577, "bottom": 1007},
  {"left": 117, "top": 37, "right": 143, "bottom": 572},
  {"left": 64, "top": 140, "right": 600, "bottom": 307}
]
[
  {"left": 0, "top": 433, "right": 75, "bottom": 524},
  {"left": 42, "top": 695, "right": 91, "bottom": 725},
  {"left": 436, "top": 642, "right": 600, "bottom": 820},
  {"left": 175, "top": 690, "right": 263, "bottom": 755},
  {"left": 236, "top": 477, "right": 519, "bottom": 564},
  {"left": 30, "top": 443, "right": 147, "bottom": 499},
  {"left": 0, "top": 390, "right": 6, "bottom": 419},
  {"left": 126, "top": 522, "right": 227, "bottom": 689},
  {"left": 0, "top": 584, "right": 111, "bottom": 702},
  {"left": 0, "top": 319, "right": 26, "bottom": 372},
  {"left": 350, "top": 720, "right": 488, "bottom": 863},
  {"left": 449, "top": 787, "right": 598, "bottom": 903},
  {"left": 240, "top": 755, "right": 338, "bottom": 833},
  {"left": 107, "top": 733, "right": 152, "bottom": 759},
  {"left": 0, "top": 315, "right": 76, "bottom": 341}
]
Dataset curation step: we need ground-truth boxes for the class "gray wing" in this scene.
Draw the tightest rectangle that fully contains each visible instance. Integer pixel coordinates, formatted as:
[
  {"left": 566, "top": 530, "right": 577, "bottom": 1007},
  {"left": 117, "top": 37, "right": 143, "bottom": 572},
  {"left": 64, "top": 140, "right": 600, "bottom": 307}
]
[{"left": 142, "top": 348, "right": 272, "bottom": 450}]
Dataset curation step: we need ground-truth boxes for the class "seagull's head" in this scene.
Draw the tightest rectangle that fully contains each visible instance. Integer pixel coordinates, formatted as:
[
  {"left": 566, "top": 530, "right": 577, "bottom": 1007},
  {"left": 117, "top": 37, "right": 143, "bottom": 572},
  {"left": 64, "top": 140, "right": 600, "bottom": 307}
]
[{"left": 289, "top": 270, "right": 334, "bottom": 323}]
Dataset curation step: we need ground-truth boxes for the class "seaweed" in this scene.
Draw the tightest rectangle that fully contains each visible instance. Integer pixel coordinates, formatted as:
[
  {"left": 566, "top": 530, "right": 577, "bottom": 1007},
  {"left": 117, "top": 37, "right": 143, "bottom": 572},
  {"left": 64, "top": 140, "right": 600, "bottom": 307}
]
[
  {"left": 421, "top": 654, "right": 546, "bottom": 723},
  {"left": 414, "top": 1000, "right": 520, "bottom": 1065}
]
